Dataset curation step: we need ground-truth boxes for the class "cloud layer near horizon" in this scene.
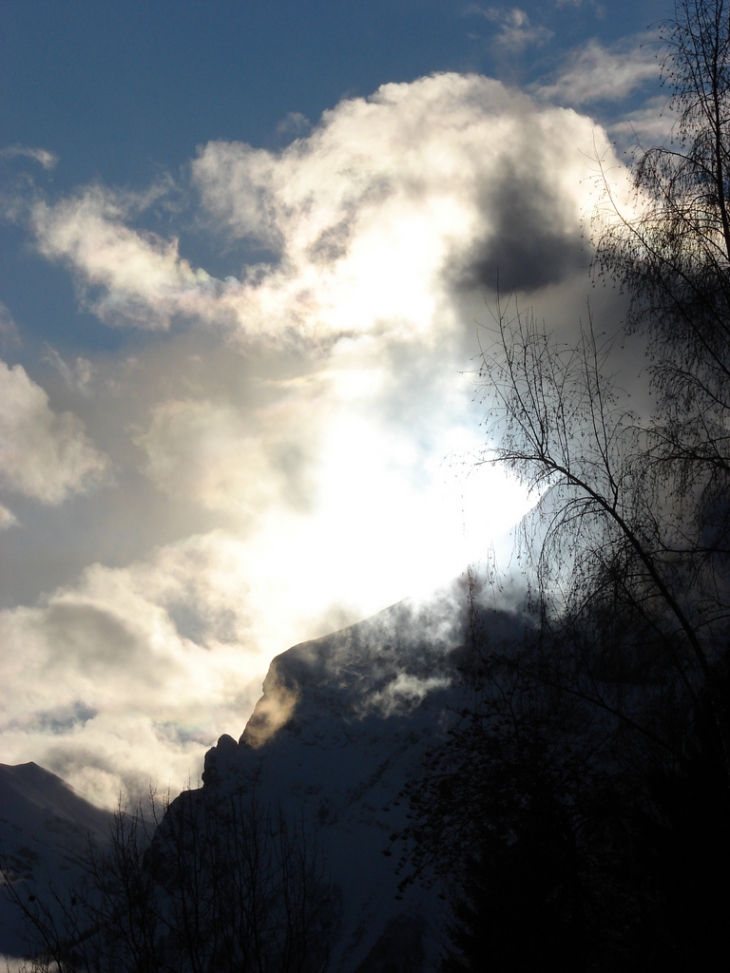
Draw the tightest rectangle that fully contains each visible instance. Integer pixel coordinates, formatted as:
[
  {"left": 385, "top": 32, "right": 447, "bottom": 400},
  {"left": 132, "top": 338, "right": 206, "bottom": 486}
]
[{"left": 0, "top": 73, "right": 630, "bottom": 807}]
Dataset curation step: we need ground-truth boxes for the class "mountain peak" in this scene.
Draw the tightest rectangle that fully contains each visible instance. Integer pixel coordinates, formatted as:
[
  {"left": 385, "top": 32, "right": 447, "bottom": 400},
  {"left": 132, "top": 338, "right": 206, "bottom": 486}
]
[{"left": 193, "top": 577, "right": 525, "bottom": 971}]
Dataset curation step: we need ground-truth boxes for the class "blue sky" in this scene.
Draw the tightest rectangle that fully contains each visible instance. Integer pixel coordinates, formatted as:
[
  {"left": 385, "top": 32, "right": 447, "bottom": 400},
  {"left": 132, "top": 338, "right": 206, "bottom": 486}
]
[
  {"left": 1, "top": 0, "right": 668, "bottom": 804},
  {"left": 2, "top": 0, "right": 664, "bottom": 349},
  {"left": 3, "top": 2, "right": 664, "bottom": 174}
]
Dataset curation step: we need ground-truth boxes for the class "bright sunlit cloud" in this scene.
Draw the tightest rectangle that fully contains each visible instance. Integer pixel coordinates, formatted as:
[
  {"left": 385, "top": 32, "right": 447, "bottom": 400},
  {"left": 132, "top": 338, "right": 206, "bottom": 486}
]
[{"left": 0, "top": 72, "right": 628, "bottom": 805}]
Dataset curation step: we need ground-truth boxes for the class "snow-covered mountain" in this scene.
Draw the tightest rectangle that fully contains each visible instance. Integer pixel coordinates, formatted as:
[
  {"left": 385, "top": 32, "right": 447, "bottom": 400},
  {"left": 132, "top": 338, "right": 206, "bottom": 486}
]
[
  {"left": 0, "top": 575, "right": 525, "bottom": 970},
  {"left": 174, "top": 577, "right": 524, "bottom": 972},
  {"left": 0, "top": 762, "right": 113, "bottom": 957}
]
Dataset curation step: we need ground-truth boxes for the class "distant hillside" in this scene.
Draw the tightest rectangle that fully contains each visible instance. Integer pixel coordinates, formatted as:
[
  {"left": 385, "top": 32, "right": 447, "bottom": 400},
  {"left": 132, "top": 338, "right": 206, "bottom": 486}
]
[{"left": 0, "top": 761, "right": 113, "bottom": 957}]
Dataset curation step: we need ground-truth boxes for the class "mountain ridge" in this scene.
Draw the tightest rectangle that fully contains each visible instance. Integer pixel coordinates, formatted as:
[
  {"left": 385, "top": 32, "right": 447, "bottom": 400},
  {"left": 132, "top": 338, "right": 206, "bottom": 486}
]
[{"left": 187, "top": 576, "right": 525, "bottom": 972}]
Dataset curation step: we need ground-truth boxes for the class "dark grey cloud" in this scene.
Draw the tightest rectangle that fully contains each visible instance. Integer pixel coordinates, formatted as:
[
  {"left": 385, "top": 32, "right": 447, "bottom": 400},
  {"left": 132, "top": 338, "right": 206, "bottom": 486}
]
[
  {"left": 449, "top": 169, "right": 588, "bottom": 294},
  {"left": 307, "top": 217, "right": 353, "bottom": 264},
  {"left": 39, "top": 603, "right": 173, "bottom": 685},
  {"left": 166, "top": 601, "right": 240, "bottom": 645},
  {"left": 8, "top": 701, "right": 98, "bottom": 736}
]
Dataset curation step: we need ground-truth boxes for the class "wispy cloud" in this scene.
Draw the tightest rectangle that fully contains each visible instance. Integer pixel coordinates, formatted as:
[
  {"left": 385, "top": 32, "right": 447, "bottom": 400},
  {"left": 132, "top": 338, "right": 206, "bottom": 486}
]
[
  {"left": 276, "top": 112, "right": 312, "bottom": 138},
  {"left": 29, "top": 188, "right": 219, "bottom": 330},
  {"left": 43, "top": 347, "right": 94, "bottom": 396},
  {"left": 0, "top": 301, "right": 21, "bottom": 348},
  {"left": 607, "top": 96, "right": 678, "bottom": 148},
  {"left": 534, "top": 36, "right": 660, "bottom": 106},
  {"left": 465, "top": 6, "right": 553, "bottom": 51},
  {"left": 0, "top": 145, "right": 58, "bottom": 169}
]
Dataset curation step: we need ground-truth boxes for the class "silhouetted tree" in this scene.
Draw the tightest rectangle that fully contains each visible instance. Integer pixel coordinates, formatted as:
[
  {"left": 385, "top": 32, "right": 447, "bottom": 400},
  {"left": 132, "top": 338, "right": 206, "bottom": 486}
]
[
  {"left": 404, "top": 3, "right": 730, "bottom": 969},
  {"left": 3, "top": 787, "right": 340, "bottom": 973},
  {"left": 477, "top": 0, "right": 730, "bottom": 810}
]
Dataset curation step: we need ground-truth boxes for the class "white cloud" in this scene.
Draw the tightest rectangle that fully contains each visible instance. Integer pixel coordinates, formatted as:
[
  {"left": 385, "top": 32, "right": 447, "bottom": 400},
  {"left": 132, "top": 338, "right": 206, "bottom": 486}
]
[
  {"left": 0, "top": 145, "right": 58, "bottom": 169},
  {"left": 28, "top": 74, "right": 610, "bottom": 340},
  {"left": 534, "top": 37, "right": 660, "bottom": 106},
  {"left": 192, "top": 142, "right": 283, "bottom": 251},
  {"left": 0, "top": 359, "right": 109, "bottom": 504},
  {"left": 2, "top": 73, "right": 632, "bottom": 805},
  {"left": 0, "top": 530, "right": 368, "bottom": 806},
  {"left": 30, "top": 188, "right": 218, "bottom": 330},
  {"left": 465, "top": 6, "right": 553, "bottom": 50},
  {"left": 0, "top": 542, "right": 248, "bottom": 806}
]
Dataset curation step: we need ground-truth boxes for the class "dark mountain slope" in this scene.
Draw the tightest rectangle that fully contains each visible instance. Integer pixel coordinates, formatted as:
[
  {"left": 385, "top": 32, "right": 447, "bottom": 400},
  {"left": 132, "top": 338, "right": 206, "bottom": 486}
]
[{"left": 0, "top": 762, "right": 112, "bottom": 957}]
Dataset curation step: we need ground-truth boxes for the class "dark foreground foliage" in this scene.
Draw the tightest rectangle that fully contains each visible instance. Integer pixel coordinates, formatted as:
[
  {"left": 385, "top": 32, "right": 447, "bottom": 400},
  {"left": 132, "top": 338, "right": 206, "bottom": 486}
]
[
  {"left": 403, "top": 2, "right": 730, "bottom": 969},
  {"left": 401, "top": 625, "right": 729, "bottom": 971},
  {"left": 2, "top": 789, "right": 340, "bottom": 973}
]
